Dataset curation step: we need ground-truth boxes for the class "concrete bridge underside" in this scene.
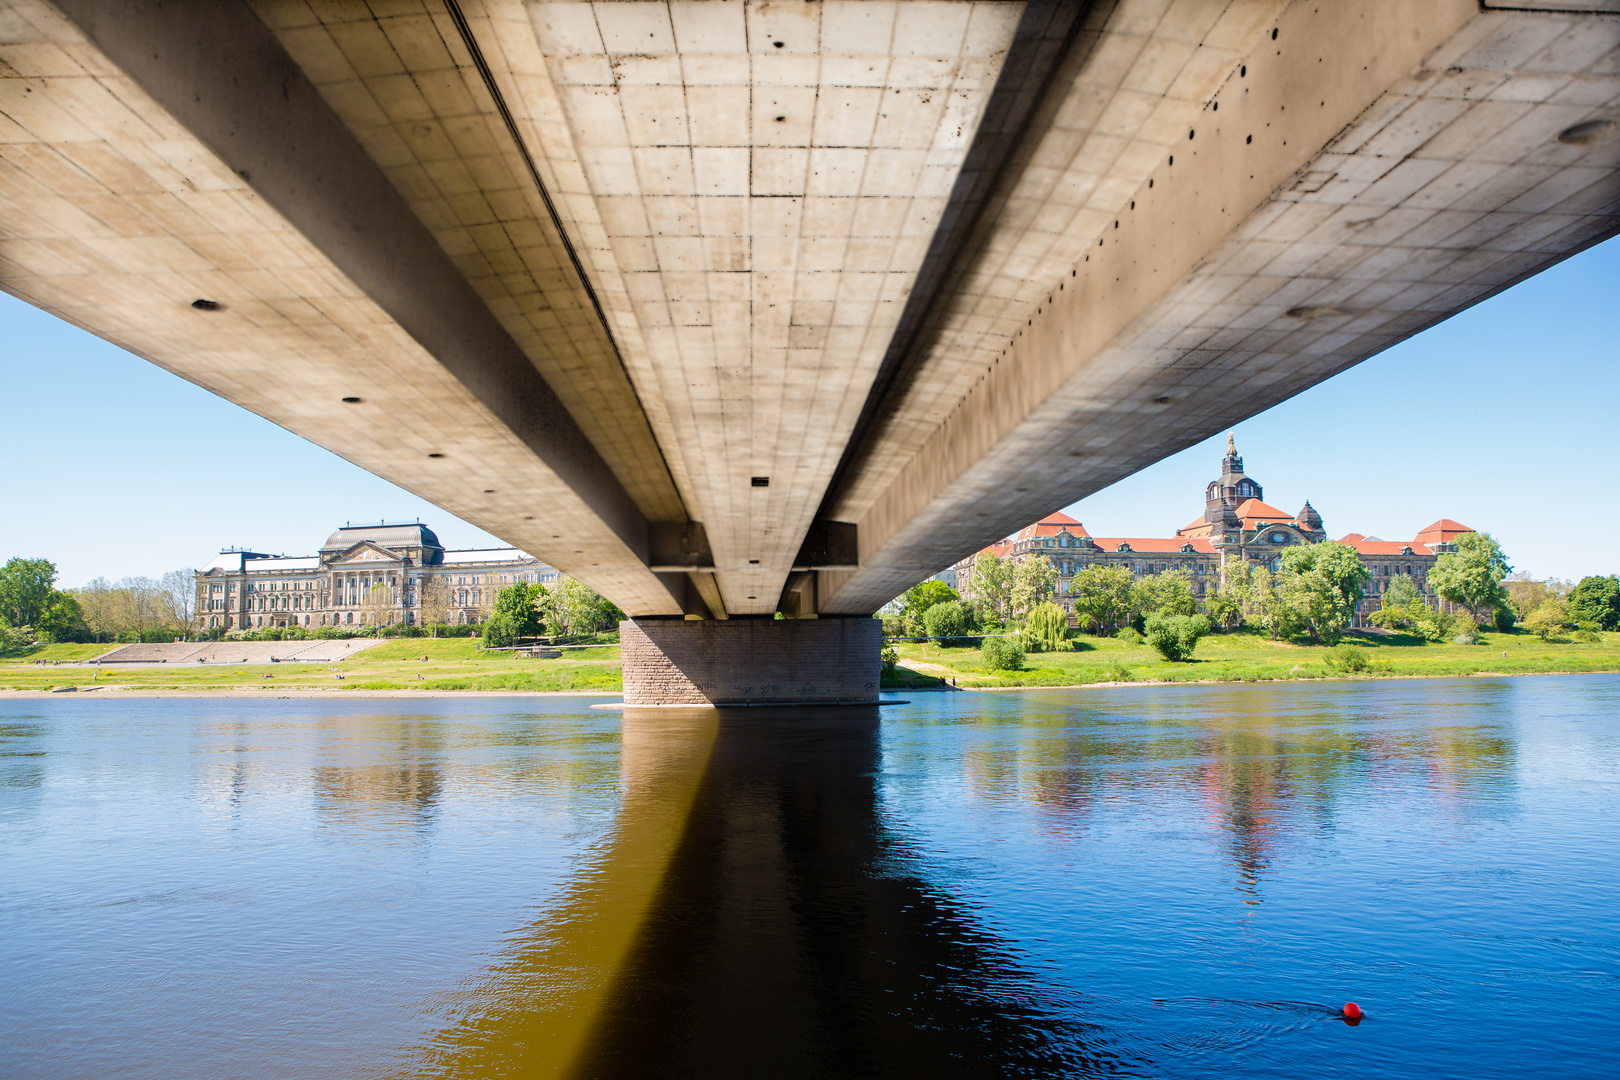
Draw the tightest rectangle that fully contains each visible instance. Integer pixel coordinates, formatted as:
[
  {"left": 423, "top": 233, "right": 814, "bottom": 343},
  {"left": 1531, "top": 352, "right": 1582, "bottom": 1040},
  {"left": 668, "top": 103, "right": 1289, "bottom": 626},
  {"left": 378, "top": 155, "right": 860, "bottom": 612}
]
[{"left": 1, "top": 1, "right": 1617, "bottom": 696}]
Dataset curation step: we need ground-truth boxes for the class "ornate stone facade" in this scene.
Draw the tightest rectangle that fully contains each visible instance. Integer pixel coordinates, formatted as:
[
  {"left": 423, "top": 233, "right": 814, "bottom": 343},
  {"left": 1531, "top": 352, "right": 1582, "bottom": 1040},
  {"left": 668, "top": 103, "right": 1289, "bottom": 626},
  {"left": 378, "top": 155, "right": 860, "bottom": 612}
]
[
  {"left": 953, "top": 438, "right": 1469, "bottom": 628},
  {"left": 195, "top": 523, "right": 557, "bottom": 631}
]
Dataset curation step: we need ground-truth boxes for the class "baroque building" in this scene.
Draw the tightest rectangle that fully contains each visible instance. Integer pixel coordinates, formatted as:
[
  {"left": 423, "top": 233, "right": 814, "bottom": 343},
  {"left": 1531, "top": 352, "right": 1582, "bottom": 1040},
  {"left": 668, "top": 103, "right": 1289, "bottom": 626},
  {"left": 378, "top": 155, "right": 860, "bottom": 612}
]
[
  {"left": 195, "top": 523, "right": 557, "bottom": 631},
  {"left": 953, "top": 438, "right": 1470, "bottom": 628}
]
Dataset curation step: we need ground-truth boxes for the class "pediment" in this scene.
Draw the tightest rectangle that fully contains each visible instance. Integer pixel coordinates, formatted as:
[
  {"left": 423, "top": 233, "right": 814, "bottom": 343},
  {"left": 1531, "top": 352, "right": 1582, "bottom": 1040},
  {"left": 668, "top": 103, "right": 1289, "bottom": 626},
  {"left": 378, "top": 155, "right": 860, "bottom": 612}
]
[{"left": 329, "top": 541, "right": 403, "bottom": 566}]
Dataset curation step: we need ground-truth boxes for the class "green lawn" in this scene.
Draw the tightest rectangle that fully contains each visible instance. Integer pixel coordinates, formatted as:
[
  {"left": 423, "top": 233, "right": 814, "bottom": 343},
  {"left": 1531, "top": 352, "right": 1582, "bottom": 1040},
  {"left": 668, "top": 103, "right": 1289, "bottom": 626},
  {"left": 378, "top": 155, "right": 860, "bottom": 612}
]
[
  {"left": 6, "top": 628, "right": 1616, "bottom": 695},
  {"left": 0, "top": 638, "right": 622, "bottom": 693},
  {"left": 890, "top": 627, "right": 1620, "bottom": 687}
]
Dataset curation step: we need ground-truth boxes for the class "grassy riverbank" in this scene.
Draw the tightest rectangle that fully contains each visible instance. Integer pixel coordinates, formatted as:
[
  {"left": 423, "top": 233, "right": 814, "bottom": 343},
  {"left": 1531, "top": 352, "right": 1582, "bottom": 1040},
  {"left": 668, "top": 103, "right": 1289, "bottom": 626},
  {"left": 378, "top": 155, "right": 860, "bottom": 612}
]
[
  {"left": 5, "top": 627, "right": 1617, "bottom": 695},
  {"left": 889, "top": 626, "right": 1620, "bottom": 687},
  {"left": 0, "top": 638, "right": 622, "bottom": 693}
]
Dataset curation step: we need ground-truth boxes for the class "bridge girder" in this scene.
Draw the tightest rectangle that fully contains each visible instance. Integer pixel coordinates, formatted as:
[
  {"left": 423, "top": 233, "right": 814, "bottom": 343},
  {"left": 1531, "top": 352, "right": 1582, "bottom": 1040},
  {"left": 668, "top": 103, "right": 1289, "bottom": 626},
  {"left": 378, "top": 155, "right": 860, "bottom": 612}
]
[{"left": 0, "top": 0, "right": 1615, "bottom": 616}]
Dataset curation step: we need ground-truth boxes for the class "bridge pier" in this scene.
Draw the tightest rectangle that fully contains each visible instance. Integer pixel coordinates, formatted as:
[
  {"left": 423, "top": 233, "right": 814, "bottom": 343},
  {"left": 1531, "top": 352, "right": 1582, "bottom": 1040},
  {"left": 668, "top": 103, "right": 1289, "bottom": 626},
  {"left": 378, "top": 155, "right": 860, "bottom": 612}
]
[{"left": 620, "top": 619, "right": 882, "bottom": 707}]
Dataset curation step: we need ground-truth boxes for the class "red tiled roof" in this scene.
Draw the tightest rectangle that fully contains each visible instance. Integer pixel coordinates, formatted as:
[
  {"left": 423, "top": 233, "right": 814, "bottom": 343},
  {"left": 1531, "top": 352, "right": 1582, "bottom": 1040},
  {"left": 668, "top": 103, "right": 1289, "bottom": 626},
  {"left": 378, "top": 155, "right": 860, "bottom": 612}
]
[
  {"left": 1414, "top": 519, "right": 1473, "bottom": 545},
  {"left": 1088, "top": 537, "right": 1217, "bottom": 554},
  {"left": 1338, "top": 536, "right": 1433, "bottom": 556},
  {"left": 1234, "top": 498, "right": 1294, "bottom": 524},
  {"left": 1014, "top": 511, "right": 1090, "bottom": 541}
]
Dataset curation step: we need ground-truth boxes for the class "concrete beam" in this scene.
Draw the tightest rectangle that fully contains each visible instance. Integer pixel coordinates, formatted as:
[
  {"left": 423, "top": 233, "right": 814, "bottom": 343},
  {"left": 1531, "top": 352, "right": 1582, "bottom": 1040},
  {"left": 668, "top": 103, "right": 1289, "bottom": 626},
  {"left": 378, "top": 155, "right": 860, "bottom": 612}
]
[
  {"left": 818, "top": 0, "right": 1620, "bottom": 613},
  {"left": 14, "top": 0, "right": 690, "bottom": 613}
]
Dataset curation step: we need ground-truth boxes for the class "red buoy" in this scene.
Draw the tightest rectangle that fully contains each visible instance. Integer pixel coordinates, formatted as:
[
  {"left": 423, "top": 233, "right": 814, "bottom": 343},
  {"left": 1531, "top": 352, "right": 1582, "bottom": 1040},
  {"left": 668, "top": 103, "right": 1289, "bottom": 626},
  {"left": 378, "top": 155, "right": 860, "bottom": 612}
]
[{"left": 1343, "top": 1002, "right": 1363, "bottom": 1020}]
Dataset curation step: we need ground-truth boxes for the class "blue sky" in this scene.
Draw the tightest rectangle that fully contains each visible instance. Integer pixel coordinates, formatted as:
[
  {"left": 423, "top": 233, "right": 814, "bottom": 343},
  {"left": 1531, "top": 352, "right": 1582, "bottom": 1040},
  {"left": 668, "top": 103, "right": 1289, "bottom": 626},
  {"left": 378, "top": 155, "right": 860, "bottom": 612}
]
[
  {"left": 1059, "top": 235, "right": 1619, "bottom": 583},
  {"left": 2, "top": 236, "right": 1616, "bottom": 588}
]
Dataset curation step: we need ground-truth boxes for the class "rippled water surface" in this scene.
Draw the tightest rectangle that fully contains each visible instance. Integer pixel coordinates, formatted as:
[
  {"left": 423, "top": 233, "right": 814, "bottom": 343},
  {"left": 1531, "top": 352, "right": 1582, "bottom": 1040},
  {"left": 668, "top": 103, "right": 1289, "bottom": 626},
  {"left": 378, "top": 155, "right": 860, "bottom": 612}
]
[{"left": 3, "top": 676, "right": 1617, "bottom": 1078}]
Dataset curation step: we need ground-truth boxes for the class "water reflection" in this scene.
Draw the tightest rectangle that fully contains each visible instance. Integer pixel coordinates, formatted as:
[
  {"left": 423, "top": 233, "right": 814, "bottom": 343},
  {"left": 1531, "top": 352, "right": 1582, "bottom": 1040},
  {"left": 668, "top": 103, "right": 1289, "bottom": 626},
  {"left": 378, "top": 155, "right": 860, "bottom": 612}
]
[
  {"left": 3, "top": 680, "right": 1615, "bottom": 1080},
  {"left": 0, "top": 719, "right": 47, "bottom": 791},
  {"left": 313, "top": 721, "right": 446, "bottom": 827},
  {"left": 916, "top": 687, "right": 1516, "bottom": 905},
  {"left": 404, "top": 707, "right": 1105, "bottom": 1079}
]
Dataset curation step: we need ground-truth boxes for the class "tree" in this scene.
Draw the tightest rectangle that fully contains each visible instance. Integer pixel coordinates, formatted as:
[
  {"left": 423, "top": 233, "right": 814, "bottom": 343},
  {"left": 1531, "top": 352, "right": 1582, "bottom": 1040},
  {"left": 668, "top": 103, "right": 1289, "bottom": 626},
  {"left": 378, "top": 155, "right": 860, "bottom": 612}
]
[
  {"left": 0, "top": 623, "right": 33, "bottom": 656},
  {"left": 1367, "top": 573, "right": 1426, "bottom": 633},
  {"left": 1008, "top": 554, "right": 1057, "bottom": 618},
  {"left": 160, "top": 569, "right": 198, "bottom": 639},
  {"left": 0, "top": 557, "right": 56, "bottom": 628},
  {"left": 1568, "top": 575, "right": 1620, "bottom": 631},
  {"left": 1383, "top": 573, "right": 1421, "bottom": 611},
  {"left": 1222, "top": 560, "right": 1293, "bottom": 639},
  {"left": 486, "top": 583, "right": 548, "bottom": 646},
  {"left": 109, "top": 576, "right": 168, "bottom": 641},
  {"left": 73, "top": 577, "right": 116, "bottom": 641},
  {"left": 542, "top": 576, "right": 622, "bottom": 637},
  {"left": 922, "top": 600, "right": 966, "bottom": 641},
  {"left": 36, "top": 591, "right": 85, "bottom": 641},
  {"left": 970, "top": 554, "right": 1013, "bottom": 625},
  {"left": 361, "top": 581, "right": 394, "bottom": 627},
  {"left": 1203, "top": 590, "right": 1240, "bottom": 630},
  {"left": 1504, "top": 573, "right": 1570, "bottom": 623},
  {"left": 1068, "top": 565, "right": 1134, "bottom": 634},
  {"left": 476, "top": 573, "right": 498, "bottom": 625},
  {"left": 898, "top": 579, "right": 958, "bottom": 636},
  {"left": 418, "top": 574, "right": 453, "bottom": 630},
  {"left": 1021, "top": 601, "right": 1070, "bottom": 653},
  {"left": 1144, "top": 612, "right": 1211, "bottom": 661},
  {"left": 1131, "top": 570, "right": 1196, "bottom": 619},
  {"left": 1429, "top": 532, "right": 1511, "bottom": 623},
  {"left": 1525, "top": 598, "right": 1568, "bottom": 641},
  {"left": 1278, "top": 541, "right": 1368, "bottom": 644}
]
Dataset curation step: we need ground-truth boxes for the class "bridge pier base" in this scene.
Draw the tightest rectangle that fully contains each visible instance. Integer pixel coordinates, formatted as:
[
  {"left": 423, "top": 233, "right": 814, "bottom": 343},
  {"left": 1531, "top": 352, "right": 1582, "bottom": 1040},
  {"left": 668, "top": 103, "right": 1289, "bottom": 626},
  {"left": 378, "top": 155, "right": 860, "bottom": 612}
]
[{"left": 620, "top": 618, "right": 881, "bottom": 706}]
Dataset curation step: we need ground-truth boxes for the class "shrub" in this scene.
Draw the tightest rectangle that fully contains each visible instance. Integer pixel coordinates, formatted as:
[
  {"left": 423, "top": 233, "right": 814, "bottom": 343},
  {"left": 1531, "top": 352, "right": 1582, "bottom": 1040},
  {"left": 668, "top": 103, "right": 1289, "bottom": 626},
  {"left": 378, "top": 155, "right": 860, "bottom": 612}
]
[
  {"left": 0, "top": 624, "right": 34, "bottom": 657},
  {"left": 880, "top": 646, "right": 898, "bottom": 675},
  {"left": 980, "top": 636, "right": 1024, "bottom": 671},
  {"left": 1101, "top": 658, "right": 1134, "bottom": 682},
  {"left": 484, "top": 612, "right": 520, "bottom": 648},
  {"left": 1451, "top": 619, "right": 1482, "bottom": 645},
  {"left": 922, "top": 600, "right": 966, "bottom": 642},
  {"left": 1327, "top": 644, "right": 1370, "bottom": 673},
  {"left": 1492, "top": 605, "right": 1515, "bottom": 632},
  {"left": 1114, "top": 627, "right": 1144, "bottom": 645},
  {"left": 1142, "top": 613, "right": 1211, "bottom": 662},
  {"left": 1571, "top": 628, "right": 1603, "bottom": 644}
]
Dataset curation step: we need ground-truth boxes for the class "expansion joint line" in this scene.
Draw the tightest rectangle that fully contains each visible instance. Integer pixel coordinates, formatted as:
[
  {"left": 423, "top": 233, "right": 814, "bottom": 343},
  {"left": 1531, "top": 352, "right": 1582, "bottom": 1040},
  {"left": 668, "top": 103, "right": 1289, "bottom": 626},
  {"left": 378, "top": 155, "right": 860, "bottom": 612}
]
[
  {"left": 814, "top": 0, "right": 1097, "bottom": 520},
  {"left": 441, "top": 0, "right": 688, "bottom": 520}
]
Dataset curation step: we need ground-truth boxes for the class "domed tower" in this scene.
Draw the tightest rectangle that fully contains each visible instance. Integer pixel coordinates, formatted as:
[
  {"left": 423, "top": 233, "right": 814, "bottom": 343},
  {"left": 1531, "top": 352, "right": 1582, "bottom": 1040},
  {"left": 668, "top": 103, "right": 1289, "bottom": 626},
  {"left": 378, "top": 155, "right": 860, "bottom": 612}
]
[
  {"left": 1296, "top": 500, "right": 1325, "bottom": 540},
  {"left": 1204, "top": 434, "right": 1262, "bottom": 529}
]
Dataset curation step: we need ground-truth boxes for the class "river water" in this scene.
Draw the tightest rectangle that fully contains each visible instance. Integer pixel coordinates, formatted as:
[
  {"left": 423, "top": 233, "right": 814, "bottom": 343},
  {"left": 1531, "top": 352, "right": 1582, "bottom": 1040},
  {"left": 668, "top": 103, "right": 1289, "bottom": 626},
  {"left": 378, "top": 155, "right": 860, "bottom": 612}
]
[{"left": 2, "top": 676, "right": 1617, "bottom": 1078}]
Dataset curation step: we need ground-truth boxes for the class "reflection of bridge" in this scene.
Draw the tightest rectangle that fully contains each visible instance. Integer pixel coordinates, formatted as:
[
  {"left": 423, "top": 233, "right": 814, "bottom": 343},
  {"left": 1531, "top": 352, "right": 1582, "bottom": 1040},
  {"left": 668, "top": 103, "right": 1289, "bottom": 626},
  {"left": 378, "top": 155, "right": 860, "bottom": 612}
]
[{"left": 4, "top": 2, "right": 1616, "bottom": 699}]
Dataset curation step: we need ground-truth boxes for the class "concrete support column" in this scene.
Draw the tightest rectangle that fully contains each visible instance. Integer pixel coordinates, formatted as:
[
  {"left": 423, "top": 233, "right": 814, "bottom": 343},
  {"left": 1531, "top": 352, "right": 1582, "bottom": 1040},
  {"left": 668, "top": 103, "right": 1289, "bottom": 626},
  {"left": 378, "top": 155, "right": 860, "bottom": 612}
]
[{"left": 621, "top": 618, "right": 882, "bottom": 706}]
